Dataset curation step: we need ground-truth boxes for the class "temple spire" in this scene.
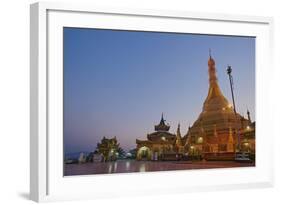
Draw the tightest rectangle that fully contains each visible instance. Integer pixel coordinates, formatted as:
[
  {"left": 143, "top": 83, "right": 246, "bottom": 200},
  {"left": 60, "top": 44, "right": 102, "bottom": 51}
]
[
  {"left": 247, "top": 109, "right": 251, "bottom": 123},
  {"left": 176, "top": 123, "right": 181, "bottom": 137},
  {"left": 208, "top": 52, "right": 218, "bottom": 88},
  {"left": 203, "top": 51, "right": 229, "bottom": 112},
  {"left": 175, "top": 123, "right": 182, "bottom": 146},
  {"left": 154, "top": 113, "right": 170, "bottom": 132}
]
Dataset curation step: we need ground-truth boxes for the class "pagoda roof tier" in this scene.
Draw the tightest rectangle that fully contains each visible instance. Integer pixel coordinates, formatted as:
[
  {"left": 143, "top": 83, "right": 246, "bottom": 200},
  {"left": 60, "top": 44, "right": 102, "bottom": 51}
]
[
  {"left": 147, "top": 131, "right": 176, "bottom": 142},
  {"left": 136, "top": 138, "right": 175, "bottom": 145},
  {"left": 154, "top": 113, "right": 170, "bottom": 131}
]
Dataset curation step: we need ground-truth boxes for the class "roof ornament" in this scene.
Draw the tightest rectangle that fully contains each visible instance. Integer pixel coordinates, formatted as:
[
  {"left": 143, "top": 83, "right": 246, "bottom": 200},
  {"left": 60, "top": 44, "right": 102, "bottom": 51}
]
[
  {"left": 175, "top": 123, "right": 182, "bottom": 146},
  {"left": 177, "top": 123, "right": 181, "bottom": 135},
  {"left": 161, "top": 112, "right": 165, "bottom": 122},
  {"left": 154, "top": 113, "right": 170, "bottom": 132},
  {"left": 247, "top": 108, "right": 252, "bottom": 123}
]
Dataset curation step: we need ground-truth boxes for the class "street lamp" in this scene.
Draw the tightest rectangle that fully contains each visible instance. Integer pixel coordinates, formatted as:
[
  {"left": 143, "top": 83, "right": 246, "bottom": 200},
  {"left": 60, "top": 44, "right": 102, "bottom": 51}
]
[{"left": 226, "top": 65, "right": 241, "bottom": 152}]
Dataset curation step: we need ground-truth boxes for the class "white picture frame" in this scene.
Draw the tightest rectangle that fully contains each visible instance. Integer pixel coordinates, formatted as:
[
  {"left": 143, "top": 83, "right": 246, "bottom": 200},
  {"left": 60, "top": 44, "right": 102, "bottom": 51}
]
[{"left": 30, "top": 2, "right": 274, "bottom": 202}]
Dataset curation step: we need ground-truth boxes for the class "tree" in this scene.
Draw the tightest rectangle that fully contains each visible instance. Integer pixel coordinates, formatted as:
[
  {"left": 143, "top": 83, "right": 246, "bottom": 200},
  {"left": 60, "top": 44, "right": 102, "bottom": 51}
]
[{"left": 96, "top": 136, "right": 120, "bottom": 162}]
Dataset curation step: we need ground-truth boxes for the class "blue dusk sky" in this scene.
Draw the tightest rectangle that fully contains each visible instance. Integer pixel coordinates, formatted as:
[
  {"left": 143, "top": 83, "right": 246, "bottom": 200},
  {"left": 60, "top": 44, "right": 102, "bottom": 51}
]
[{"left": 63, "top": 27, "right": 255, "bottom": 153}]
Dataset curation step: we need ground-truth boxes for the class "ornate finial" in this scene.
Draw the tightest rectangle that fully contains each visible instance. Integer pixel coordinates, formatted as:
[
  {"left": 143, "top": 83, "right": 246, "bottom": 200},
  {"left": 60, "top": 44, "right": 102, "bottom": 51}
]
[
  {"left": 247, "top": 108, "right": 251, "bottom": 123},
  {"left": 208, "top": 49, "right": 215, "bottom": 67},
  {"left": 176, "top": 123, "right": 182, "bottom": 145},
  {"left": 155, "top": 112, "right": 170, "bottom": 131},
  {"left": 177, "top": 123, "right": 181, "bottom": 133},
  {"left": 160, "top": 112, "right": 165, "bottom": 123}
]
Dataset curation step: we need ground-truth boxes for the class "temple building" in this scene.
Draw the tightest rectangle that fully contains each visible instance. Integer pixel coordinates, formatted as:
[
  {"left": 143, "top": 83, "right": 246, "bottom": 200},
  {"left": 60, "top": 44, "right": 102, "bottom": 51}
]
[
  {"left": 183, "top": 54, "right": 255, "bottom": 160},
  {"left": 136, "top": 114, "right": 185, "bottom": 161},
  {"left": 135, "top": 54, "right": 255, "bottom": 161}
]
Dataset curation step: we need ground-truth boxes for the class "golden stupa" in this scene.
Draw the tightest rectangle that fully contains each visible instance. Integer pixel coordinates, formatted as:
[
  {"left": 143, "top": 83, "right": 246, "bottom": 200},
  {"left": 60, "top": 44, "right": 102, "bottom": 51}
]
[{"left": 185, "top": 54, "right": 251, "bottom": 159}]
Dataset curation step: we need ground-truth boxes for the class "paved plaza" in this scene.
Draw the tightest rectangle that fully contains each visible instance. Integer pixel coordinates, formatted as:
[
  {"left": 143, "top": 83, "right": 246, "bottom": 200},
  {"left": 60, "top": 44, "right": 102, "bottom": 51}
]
[{"left": 64, "top": 160, "right": 255, "bottom": 176}]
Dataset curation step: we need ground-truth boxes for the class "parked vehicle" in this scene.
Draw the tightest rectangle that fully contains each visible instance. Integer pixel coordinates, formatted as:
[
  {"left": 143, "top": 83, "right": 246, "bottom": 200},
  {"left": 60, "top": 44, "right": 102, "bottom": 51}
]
[
  {"left": 235, "top": 152, "right": 252, "bottom": 162},
  {"left": 65, "top": 159, "right": 78, "bottom": 164}
]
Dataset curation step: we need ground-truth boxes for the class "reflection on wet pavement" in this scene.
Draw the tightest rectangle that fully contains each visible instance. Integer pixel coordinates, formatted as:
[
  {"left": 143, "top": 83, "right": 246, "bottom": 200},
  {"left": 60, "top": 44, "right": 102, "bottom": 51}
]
[{"left": 64, "top": 160, "right": 255, "bottom": 176}]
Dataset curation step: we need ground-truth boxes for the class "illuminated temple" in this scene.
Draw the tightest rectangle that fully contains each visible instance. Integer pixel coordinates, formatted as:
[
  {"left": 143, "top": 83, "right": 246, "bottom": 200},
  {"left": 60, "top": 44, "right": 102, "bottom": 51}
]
[
  {"left": 136, "top": 114, "right": 184, "bottom": 160},
  {"left": 182, "top": 54, "right": 255, "bottom": 160},
  {"left": 136, "top": 54, "right": 255, "bottom": 161}
]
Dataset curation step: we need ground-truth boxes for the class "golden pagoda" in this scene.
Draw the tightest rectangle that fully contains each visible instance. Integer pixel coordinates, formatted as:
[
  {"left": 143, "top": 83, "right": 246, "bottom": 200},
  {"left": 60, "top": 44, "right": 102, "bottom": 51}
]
[{"left": 184, "top": 54, "right": 254, "bottom": 160}]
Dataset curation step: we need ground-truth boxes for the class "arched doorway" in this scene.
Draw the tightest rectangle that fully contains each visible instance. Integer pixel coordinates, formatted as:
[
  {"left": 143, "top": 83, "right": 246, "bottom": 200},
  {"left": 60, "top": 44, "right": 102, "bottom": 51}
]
[
  {"left": 152, "top": 148, "right": 160, "bottom": 161},
  {"left": 137, "top": 146, "right": 151, "bottom": 160}
]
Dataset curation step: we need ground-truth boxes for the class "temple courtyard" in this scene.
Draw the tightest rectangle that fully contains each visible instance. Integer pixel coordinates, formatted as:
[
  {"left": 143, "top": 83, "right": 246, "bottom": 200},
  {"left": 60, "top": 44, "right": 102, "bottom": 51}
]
[{"left": 64, "top": 160, "right": 255, "bottom": 176}]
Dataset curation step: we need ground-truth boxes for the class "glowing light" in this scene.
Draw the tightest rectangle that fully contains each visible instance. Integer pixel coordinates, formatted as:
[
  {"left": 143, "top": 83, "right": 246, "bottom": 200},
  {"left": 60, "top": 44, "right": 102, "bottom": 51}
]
[
  {"left": 228, "top": 104, "right": 232, "bottom": 108},
  {"left": 126, "top": 161, "right": 130, "bottom": 170},
  {"left": 222, "top": 107, "right": 226, "bottom": 111},
  {"left": 161, "top": 136, "right": 166, "bottom": 141},
  {"left": 197, "top": 137, "right": 203, "bottom": 143},
  {"left": 140, "top": 147, "right": 146, "bottom": 151},
  {"left": 139, "top": 164, "right": 146, "bottom": 172},
  {"left": 246, "top": 126, "right": 251, "bottom": 130}
]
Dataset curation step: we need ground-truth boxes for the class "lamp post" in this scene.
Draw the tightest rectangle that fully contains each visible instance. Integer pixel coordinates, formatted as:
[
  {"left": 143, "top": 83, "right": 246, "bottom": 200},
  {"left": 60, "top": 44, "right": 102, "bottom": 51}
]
[{"left": 226, "top": 65, "right": 241, "bottom": 152}]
